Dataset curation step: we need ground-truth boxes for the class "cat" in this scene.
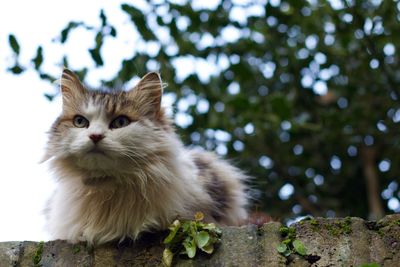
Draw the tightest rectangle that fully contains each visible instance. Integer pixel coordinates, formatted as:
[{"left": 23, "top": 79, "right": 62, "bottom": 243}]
[{"left": 43, "top": 69, "right": 249, "bottom": 245}]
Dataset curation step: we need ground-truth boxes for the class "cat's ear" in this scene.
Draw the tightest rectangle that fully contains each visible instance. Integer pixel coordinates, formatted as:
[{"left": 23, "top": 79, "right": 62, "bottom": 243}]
[
  {"left": 59, "top": 68, "right": 86, "bottom": 104},
  {"left": 129, "top": 72, "right": 163, "bottom": 118}
]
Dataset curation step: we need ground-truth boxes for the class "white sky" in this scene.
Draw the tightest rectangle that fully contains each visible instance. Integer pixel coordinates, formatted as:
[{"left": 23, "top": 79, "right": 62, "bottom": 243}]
[{"left": 0, "top": 0, "right": 144, "bottom": 241}]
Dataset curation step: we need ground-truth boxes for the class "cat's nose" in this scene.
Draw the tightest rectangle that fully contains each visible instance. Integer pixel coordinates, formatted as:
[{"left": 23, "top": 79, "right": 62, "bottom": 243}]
[{"left": 89, "top": 134, "right": 104, "bottom": 144}]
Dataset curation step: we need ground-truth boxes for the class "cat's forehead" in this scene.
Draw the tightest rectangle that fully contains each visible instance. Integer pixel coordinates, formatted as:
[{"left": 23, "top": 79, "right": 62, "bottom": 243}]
[
  {"left": 66, "top": 91, "right": 138, "bottom": 119},
  {"left": 84, "top": 98, "right": 104, "bottom": 117}
]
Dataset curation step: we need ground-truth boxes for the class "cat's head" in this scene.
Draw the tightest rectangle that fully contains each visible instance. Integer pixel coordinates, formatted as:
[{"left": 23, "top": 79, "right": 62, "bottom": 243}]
[{"left": 45, "top": 69, "right": 175, "bottom": 177}]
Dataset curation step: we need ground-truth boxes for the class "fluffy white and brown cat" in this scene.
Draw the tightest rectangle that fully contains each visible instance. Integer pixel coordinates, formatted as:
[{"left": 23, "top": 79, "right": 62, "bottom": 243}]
[{"left": 43, "top": 69, "right": 248, "bottom": 245}]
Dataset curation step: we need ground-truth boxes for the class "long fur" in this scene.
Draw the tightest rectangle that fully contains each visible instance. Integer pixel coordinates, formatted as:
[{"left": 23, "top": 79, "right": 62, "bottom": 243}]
[{"left": 44, "top": 69, "right": 248, "bottom": 245}]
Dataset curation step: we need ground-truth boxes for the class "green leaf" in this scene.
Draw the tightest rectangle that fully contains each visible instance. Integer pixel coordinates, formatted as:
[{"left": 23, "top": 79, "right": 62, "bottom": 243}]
[
  {"left": 276, "top": 243, "right": 287, "bottom": 253},
  {"left": 279, "top": 227, "right": 289, "bottom": 236},
  {"left": 40, "top": 73, "right": 55, "bottom": 82},
  {"left": 121, "top": 4, "right": 156, "bottom": 41},
  {"left": 164, "top": 220, "right": 181, "bottom": 244},
  {"left": 8, "top": 64, "right": 24, "bottom": 74},
  {"left": 202, "top": 223, "right": 222, "bottom": 235},
  {"left": 283, "top": 249, "right": 292, "bottom": 257},
  {"left": 201, "top": 243, "right": 214, "bottom": 254},
  {"left": 59, "top": 22, "right": 82, "bottom": 43},
  {"left": 8, "top": 34, "right": 20, "bottom": 55},
  {"left": 162, "top": 248, "right": 173, "bottom": 267},
  {"left": 89, "top": 48, "right": 104, "bottom": 66},
  {"left": 293, "top": 239, "right": 307, "bottom": 256},
  {"left": 100, "top": 9, "right": 107, "bottom": 27},
  {"left": 44, "top": 93, "right": 55, "bottom": 101},
  {"left": 62, "top": 56, "right": 69, "bottom": 68},
  {"left": 109, "top": 26, "right": 117, "bottom": 37},
  {"left": 195, "top": 231, "right": 210, "bottom": 248},
  {"left": 75, "top": 68, "right": 88, "bottom": 81},
  {"left": 202, "top": 223, "right": 216, "bottom": 230},
  {"left": 182, "top": 221, "right": 191, "bottom": 233},
  {"left": 32, "top": 46, "right": 43, "bottom": 70},
  {"left": 95, "top": 32, "right": 103, "bottom": 47},
  {"left": 183, "top": 238, "right": 196, "bottom": 258}
]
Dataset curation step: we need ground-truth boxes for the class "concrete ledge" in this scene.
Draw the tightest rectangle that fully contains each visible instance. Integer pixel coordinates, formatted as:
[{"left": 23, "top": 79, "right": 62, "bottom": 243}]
[{"left": 1, "top": 214, "right": 399, "bottom": 266}]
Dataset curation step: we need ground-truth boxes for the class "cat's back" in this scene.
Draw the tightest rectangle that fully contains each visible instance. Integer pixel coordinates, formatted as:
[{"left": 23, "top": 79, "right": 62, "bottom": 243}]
[{"left": 187, "top": 149, "right": 249, "bottom": 226}]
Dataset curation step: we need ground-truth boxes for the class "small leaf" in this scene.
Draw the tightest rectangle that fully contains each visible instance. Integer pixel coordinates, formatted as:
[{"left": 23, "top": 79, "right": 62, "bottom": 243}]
[
  {"left": 202, "top": 223, "right": 216, "bottom": 230},
  {"left": 44, "top": 93, "right": 55, "bottom": 101},
  {"left": 100, "top": 9, "right": 107, "bottom": 27},
  {"left": 194, "top": 212, "right": 204, "bottom": 221},
  {"left": 75, "top": 68, "right": 88, "bottom": 81},
  {"left": 182, "top": 221, "right": 191, "bottom": 233},
  {"left": 183, "top": 239, "right": 196, "bottom": 258},
  {"left": 201, "top": 243, "right": 214, "bottom": 254},
  {"left": 32, "top": 46, "right": 43, "bottom": 70},
  {"left": 169, "top": 219, "right": 181, "bottom": 230},
  {"left": 40, "top": 73, "right": 55, "bottom": 81},
  {"left": 293, "top": 239, "right": 307, "bottom": 256},
  {"left": 8, "top": 34, "right": 20, "bottom": 55},
  {"left": 72, "top": 245, "right": 81, "bottom": 254},
  {"left": 109, "top": 26, "right": 117, "bottom": 37},
  {"left": 195, "top": 231, "right": 210, "bottom": 248},
  {"left": 203, "top": 223, "right": 222, "bottom": 235},
  {"left": 276, "top": 243, "right": 287, "bottom": 253},
  {"left": 283, "top": 249, "right": 292, "bottom": 257},
  {"left": 121, "top": 4, "right": 157, "bottom": 41},
  {"left": 164, "top": 220, "right": 181, "bottom": 244},
  {"left": 62, "top": 56, "right": 69, "bottom": 68},
  {"left": 8, "top": 64, "right": 25, "bottom": 74},
  {"left": 59, "top": 22, "right": 81, "bottom": 43},
  {"left": 89, "top": 48, "right": 104, "bottom": 66},
  {"left": 279, "top": 227, "right": 289, "bottom": 236},
  {"left": 95, "top": 32, "right": 103, "bottom": 47},
  {"left": 162, "top": 248, "right": 173, "bottom": 267}
]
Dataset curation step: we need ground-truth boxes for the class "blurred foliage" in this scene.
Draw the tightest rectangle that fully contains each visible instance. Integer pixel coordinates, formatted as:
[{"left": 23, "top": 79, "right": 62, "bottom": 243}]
[{"left": 8, "top": 0, "right": 400, "bottom": 221}]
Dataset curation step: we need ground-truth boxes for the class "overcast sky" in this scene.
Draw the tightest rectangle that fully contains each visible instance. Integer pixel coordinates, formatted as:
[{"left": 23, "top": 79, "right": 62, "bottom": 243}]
[{"left": 0, "top": 0, "right": 140, "bottom": 241}]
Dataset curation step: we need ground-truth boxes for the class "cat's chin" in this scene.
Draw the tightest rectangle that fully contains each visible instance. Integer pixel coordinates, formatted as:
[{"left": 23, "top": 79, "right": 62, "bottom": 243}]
[
  {"left": 74, "top": 152, "right": 116, "bottom": 171},
  {"left": 85, "top": 145, "right": 108, "bottom": 156}
]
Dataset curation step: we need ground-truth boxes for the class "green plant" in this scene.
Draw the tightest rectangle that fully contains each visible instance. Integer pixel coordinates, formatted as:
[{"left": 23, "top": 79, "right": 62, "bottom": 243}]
[
  {"left": 326, "top": 217, "right": 352, "bottom": 236},
  {"left": 277, "top": 226, "right": 307, "bottom": 257},
  {"left": 358, "top": 263, "right": 380, "bottom": 267},
  {"left": 162, "top": 212, "right": 222, "bottom": 267},
  {"left": 32, "top": 241, "right": 44, "bottom": 267},
  {"left": 72, "top": 244, "right": 81, "bottom": 254}
]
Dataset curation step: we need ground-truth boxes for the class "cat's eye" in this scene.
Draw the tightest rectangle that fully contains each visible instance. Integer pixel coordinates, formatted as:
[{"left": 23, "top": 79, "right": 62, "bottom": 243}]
[
  {"left": 73, "top": 115, "right": 89, "bottom": 128},
  {"left": 110, "top": 115, "right": 131, "bottom": 129}
]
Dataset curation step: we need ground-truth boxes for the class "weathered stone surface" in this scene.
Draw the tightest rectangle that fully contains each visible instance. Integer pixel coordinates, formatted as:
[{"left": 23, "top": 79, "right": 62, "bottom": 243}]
[
  {"left": 0, "top": 242, "right": 21, "bottom": 267},
  {"left": 1, "top": 215, "right": 399, "bottom": 267},
  {"left": 294, "top": 217, "right": 370, "bottom": 266},
  {"left": 40, "top": 240, "right": 93, "bottom": 267},
  {"left": 259, "top": 222, "right": 286, "bottom": 266},
  {"left": 94, "top": 233, "right": 164, "bottom": 266},
  {"left": 19, "top": 241, "right": 40, "bottom": 267}
]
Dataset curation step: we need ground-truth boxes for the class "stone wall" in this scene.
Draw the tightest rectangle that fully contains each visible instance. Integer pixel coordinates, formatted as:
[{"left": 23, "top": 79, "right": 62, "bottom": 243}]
[{"left": 1, "top": 214, "right": 399, "bottom": 267}]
